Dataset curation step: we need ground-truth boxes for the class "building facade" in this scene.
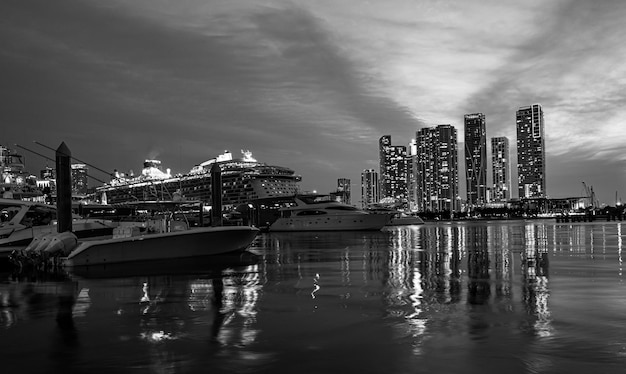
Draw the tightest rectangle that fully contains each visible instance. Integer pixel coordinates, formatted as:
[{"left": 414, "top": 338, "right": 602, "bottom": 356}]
[
  {"left": 413, "top": 125, "right": 459, "bottom": 212},
  {"left": 491, "top": 137, "right": 510, "bottom": 202},
  {"left": 406, "top": 139, "right": 418, "bottom": 210},
  {"left": 40, "top": 166, "right": 55, "bottom": 180},
  {"left": 71, "top": 163, "right": 89, "bottom": 195},
  {"left": 361, "top": 169, "right": 380, "bottom": 208},
  {"left": 378, "top": 135, "right": 407, "bottom": 202},
  {"left": 516, "top": 104, "right": 546, "bottom": 198},
  {"left": 464, "top": 113, "right": 487, "bottom": 206}
]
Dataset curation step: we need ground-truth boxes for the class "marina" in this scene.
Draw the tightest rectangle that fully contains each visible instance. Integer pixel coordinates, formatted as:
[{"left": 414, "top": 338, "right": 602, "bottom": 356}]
[
  {"left": 3, "top": 1, "right": 626, "bottom": 372},
  {"left": 1, "top": 220, "right": 625, "bottom": 373}
]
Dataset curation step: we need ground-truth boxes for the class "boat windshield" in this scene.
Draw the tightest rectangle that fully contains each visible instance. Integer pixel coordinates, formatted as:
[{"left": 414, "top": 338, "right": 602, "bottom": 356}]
[
  {"left": 324, "top": 206, "right": 359, "bottom": 211},
  {"left": 296, "top": 210, "right": 327, "bottom": 216},
  {"left": 1, "top": 203, "right": 24, "bottom": 225},
  {"left": 20, "top": 206, "right": 56, "bottom": 227}
]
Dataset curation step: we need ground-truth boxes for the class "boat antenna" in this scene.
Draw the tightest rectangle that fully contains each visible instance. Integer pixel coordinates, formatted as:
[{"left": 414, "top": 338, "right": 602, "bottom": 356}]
[{"left": 15, "top": 143, "right": 108, "bottom": 184}]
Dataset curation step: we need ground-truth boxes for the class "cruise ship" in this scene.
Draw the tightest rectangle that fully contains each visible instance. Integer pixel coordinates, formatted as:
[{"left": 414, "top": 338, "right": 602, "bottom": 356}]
[{"left": 97, "top": 150, "right": 302, "bottom": 206}]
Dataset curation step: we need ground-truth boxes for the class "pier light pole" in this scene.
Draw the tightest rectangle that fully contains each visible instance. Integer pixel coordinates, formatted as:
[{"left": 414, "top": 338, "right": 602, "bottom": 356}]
[{"left": 55, "top": 142, "right": 73, "bottom": 233}]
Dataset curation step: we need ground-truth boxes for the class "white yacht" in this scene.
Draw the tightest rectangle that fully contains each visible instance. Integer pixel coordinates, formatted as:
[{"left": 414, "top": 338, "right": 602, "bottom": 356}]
[
  {"left": 268, "top": 195, "right": 390, "bottom": 232},
  {"left": 365, "top": 206, "right": 425, "bottom": 226},
  {"left": 10, "top": 200, "right": 259, "bottom": 268}
]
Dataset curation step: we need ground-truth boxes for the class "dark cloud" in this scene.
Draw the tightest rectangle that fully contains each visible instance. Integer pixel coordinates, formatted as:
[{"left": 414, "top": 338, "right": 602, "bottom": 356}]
[{"left": 1, "top": 0, "right": 623, "bottom": 202}]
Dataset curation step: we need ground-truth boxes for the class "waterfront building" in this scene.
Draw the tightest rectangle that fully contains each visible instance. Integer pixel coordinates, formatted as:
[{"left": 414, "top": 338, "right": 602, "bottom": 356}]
[
  {"left": 40, "top": 166, "right": 55, "bottom": 180},
  {"left": 97, "top": 150, "right": 302, "bottom": 206},
  {"left": 406, "top": 139, "right": 418, "bottom": 210},
  {"left": 516, "top": 104, "right": 546, "bottom": 198},
  {"left": 464, "top": 113, "right": 487, "bottom": 206},
  {"left": 71, "top": 163, "right": 89, "bottom": 195},
  {"left": 378, "top": 135, "right": 407, "bottom": 201},
  {"left": 0, "top": 145, "right": 42, "bottom": 200},
  {"left": 414, "top": 125, "right": 459, "bottom": 212},
  {"left": 491, "top": 137, "right": 511, "bottom": 202},
  {"left": 1, "top": 145, "right": 26, "bottom": 185},
  {"left": 361, "top": 169, "right": 380, "bottom": 208}
]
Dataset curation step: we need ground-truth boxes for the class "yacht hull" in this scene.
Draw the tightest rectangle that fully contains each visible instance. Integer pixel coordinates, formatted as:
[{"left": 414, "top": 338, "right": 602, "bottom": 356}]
[
  {"left": 387, "top": 216, "right": 425, "bottom": 226},
  {"left": 63, "top": 226, "right": 259, "bottom": 267},
  {"left": 269, "top": 214, "right": 389, "bottom": 232}
]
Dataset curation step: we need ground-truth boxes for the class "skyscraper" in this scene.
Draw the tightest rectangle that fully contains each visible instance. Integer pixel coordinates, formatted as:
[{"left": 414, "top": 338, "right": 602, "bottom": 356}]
[
  {"left": 516, "top": 104, "right": 546, "bottom": 198},
  {"left": 406, "top": 139, "right": 418, "bottom": 210},
  {"left": 71, "top": 163, "right": 89, "bottom": 195},
  {"left": 378, "top": 135, "right": 407, "bottom": 201},
  {"left": 464, "top": 113, "right": 487, "bottom": 206},
  {"left": 491, "top": 137, "right": 510, "bottom": 202},
  {"left": 414, "top": 125, "right": 459, "bottom": 212},
  {"left": 361, "top": 169, "right": 379, "bottom": 208}
]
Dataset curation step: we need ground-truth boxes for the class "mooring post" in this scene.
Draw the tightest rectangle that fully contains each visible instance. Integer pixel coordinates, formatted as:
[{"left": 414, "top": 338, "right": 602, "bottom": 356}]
[
  {"left": 211, "top": 163, "right": 222, "bottom": 226},
  {"left": 55, "top": 142, "right": 73, "bottom": 233}
]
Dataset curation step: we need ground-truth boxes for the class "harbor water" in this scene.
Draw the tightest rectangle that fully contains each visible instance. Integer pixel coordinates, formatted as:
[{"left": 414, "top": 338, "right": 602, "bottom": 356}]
[{"left": 1, "top": 220, "right": 625, "bottom": 373}]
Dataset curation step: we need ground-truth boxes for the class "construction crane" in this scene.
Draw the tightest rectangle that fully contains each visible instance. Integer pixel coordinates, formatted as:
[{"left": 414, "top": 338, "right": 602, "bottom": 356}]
[{"left": 582, "top": 182, "right": 599, "bottom": 209}]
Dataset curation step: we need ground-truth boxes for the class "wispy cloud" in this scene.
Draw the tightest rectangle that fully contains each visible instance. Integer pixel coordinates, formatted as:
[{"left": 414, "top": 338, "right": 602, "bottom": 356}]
[{"left": 1, "top": 0, "right": 625, "bottom": 201}]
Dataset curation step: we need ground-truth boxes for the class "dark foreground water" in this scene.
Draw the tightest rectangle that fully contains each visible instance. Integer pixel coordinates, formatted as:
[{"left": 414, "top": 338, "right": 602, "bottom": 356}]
[{"left": 1, "top": 220, "right": 625, "bottom": 374}]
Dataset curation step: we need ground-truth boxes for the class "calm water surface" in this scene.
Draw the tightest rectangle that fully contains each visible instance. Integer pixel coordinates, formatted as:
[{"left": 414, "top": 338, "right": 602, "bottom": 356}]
[{"left": 1, "top": 220, "right": 625, "bottom": 373}]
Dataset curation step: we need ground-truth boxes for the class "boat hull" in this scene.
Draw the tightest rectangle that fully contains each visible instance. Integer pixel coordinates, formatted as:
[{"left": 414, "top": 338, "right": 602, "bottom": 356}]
[
  {"left": 63, "top": 226, "right": 259, "bottom": 267},
  {"left": 387, "top": 216, "right": 425, "bottom": 226},
  {"left": 0, "top": 220, "right": 116, "bottom": 265},
  {"left": 269, "top": 214, "right": 389, "bottom": 232}
]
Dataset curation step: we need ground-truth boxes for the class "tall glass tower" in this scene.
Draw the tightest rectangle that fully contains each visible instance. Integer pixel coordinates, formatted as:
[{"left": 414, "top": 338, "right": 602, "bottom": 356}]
[
  {"left": 414, "top": 125, "right": 459, "bottom": 212},
  {"left": 361, "top": 169, "right": 379, "bottom": 208},
  {"left": 71, "top": 163, "right": 89, "bottom": 195},
  {"left": 516, "top": 104, "right": 545, "bottom": 198},
  {"left": 378, "top": 135, "right": 407, "bottom": 201},
  {"left": 464, "top": 113, "right": 487, "bottom": 206},
  {"left": 491, "top": 137, "right": 510, "bottom": 202}
]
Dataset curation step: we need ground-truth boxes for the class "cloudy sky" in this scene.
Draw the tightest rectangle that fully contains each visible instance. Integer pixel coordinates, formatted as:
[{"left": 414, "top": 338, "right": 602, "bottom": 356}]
[{"left": 2, "top": 0, "right": 625, "bottom": 205}]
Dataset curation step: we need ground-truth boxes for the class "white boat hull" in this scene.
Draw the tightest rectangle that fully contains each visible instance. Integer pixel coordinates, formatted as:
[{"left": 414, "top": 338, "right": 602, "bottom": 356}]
[
  {"left": 269, "top": 214, "right": 389, "bottom": 232},
  {"left": 63, "top": 226, "right": 259, "bottom": 267},
  {"left": 387, "top": 216, "right": 425, "bottom": 226},
  {"left": 0, "top": 220, "right": 115, "bottom": 262}
]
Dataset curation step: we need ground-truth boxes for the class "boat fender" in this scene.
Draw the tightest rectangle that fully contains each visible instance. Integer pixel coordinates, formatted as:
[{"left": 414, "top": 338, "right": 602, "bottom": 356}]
[
  {"left": 43, "top": 232, "right": 78, "bottom": 256},
  {"left": 24, "top": 233, "right": 56, "bottom": 253}
]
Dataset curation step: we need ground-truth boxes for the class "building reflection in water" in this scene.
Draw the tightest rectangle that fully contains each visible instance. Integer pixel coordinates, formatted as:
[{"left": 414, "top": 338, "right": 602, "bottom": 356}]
[
  {"left": 521, "top": 223, "right": 552, "bottom": 337},
  {"left": 619, "top": 223, "right": 623, "bottom": 277},
  {"left": 3, "top": 221, "right": 626, "bottom": 372},
  {"left": 251, "top": 223, "right": 558, "bottom": 353}
]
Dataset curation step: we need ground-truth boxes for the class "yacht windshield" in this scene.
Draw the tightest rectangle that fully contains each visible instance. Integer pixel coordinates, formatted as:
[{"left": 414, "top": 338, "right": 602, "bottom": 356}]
[
  {"left": 1, "top": 203, "right": 23, "bottom": 224},
  {"left": 296, "top": 210, "right": 327, "bottom": 216},
  {"left": 325, "top": 206, "right": 359, "bottom": 211}
]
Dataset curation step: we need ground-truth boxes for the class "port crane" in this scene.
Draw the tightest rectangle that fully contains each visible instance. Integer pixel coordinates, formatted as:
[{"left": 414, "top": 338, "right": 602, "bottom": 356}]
[{"left": 582, "top": 182, "right": 600, "bottom": 209}]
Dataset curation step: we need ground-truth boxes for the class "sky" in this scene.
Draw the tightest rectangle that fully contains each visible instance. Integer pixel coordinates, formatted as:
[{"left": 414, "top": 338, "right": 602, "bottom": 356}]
[{"left": 2, "top": 0, "right": 625, "bottom": 205}]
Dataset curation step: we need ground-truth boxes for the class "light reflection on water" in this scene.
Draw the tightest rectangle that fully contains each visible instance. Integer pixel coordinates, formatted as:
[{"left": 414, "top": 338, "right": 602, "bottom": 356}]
[{"left": 0, "top": 221, "right": 625, "bottom": 373}]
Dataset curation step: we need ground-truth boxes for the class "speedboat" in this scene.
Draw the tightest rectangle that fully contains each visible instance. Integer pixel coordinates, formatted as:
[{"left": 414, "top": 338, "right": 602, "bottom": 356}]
[
  {"left": 0, "top": 198, "right": 116, "bottom": 264},
  {"left": 11, "top": 200, "right": 259, "bottom": 268},
  {"left": 268, "top": 195, "right": 390, "bottom": 232}
]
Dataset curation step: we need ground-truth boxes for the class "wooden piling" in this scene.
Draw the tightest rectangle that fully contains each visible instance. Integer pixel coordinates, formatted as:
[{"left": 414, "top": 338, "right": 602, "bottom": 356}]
[{"left": 55, "top": 142, "right": 73, "bottom": 233}]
